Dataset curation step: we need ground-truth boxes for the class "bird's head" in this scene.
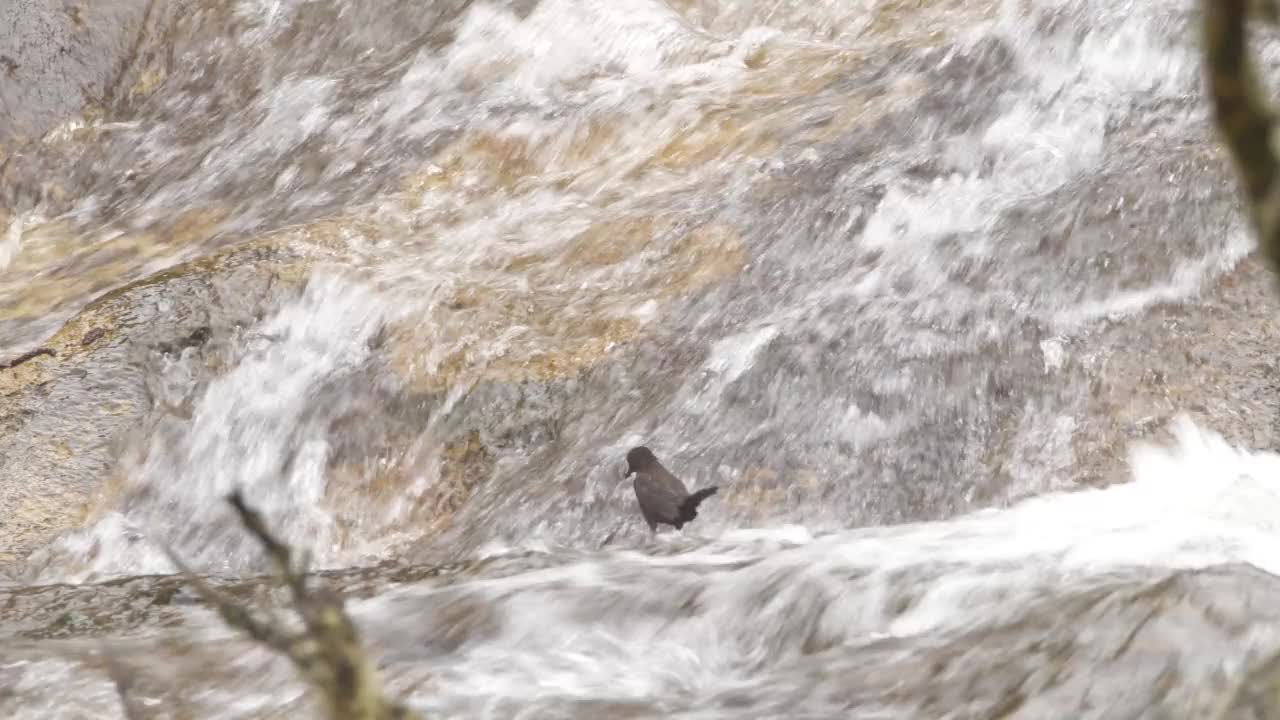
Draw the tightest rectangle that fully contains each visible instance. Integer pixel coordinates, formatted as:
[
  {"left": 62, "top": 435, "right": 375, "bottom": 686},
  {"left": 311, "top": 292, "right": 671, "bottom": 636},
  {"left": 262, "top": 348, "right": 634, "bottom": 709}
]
[{"left": 623, "top": 446, "right": 657, "bottom": 478}]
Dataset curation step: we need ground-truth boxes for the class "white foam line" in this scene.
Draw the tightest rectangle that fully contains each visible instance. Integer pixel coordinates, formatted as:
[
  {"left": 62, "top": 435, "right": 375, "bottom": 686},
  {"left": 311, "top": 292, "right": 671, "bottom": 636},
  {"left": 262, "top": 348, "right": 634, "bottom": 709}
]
[{"left": 366, "top": 414, "right": 1280, "bottom": 618}]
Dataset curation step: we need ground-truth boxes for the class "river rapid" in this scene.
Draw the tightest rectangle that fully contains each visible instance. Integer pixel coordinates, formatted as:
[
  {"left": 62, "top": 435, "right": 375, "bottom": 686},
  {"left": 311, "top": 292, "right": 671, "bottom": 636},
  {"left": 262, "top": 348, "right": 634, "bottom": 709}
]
[{"left": 4, "top": 0, "right": 1280, "bottom": 717}]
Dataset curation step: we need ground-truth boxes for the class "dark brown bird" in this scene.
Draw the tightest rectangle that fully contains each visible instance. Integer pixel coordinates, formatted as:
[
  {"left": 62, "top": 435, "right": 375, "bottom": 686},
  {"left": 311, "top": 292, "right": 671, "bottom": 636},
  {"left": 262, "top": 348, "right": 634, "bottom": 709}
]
[{"left": 623, "top": 446, "right": 718, "bottom": 532}]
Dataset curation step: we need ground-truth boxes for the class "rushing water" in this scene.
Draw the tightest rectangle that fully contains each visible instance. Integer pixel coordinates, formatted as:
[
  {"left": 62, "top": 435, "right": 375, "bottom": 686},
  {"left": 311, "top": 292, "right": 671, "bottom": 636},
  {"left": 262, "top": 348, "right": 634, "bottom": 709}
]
[{"left": 3, "top": 0, "right": 1280, "bottom": 716}]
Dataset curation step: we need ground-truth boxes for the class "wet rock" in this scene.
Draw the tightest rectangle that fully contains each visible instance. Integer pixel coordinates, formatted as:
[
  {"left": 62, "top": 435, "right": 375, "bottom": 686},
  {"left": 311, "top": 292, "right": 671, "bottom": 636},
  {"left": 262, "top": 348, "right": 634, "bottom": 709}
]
[
  {"left": 0, "top": 347, "right": 56, "bottom": 370},
  {"left": 0, "top": 0, "right": 150, "bottom": 147},
  {"left": 379, "top": 217, "right": 744, "bottom": 394},
  {"left": 0, "top": 554, "right": 504, "bottom": 641},
  {"left": 1076, "top": 255, "right": 1280, "bottom": 486},
  {"left": 0, "top": 241, "right": 308, "bottom": 573},
  {"left": 683, "top": 564, "right": 1280, "bottom": 717}
]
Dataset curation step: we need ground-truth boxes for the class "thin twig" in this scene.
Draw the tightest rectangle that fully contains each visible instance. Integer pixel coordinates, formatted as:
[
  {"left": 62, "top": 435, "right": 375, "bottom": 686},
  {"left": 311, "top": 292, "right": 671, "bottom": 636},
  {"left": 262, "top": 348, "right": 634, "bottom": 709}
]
[
  {"left": 99, "top": 645, "right": 150, "bottom": 720},
  {"left": 166, "top": 492, "right": 420, "bottom": 720},
  {"left": 161, "top": 543, "right": 293, "bottom": 654}
]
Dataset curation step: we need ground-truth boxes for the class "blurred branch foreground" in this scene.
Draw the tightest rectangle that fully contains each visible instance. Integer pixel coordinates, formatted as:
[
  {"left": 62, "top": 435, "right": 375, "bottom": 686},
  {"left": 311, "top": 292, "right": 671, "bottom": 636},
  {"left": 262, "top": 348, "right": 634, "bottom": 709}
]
[
  {"left": 168, "top": 491, "right": 419, "bottom": 720},
  {"left": 1205, "top": 1, "right": 1280, "bottom": 719},
  {"left": 1204, "top": 0, "right": 1280, "bottom": 276}
]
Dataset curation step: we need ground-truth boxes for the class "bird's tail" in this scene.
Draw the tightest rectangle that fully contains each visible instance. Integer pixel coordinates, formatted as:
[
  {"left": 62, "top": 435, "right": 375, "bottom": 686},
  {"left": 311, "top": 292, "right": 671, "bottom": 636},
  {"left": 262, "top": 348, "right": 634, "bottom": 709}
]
[{"left": 677, "top": 486, "right": 719, "bottom": 524}]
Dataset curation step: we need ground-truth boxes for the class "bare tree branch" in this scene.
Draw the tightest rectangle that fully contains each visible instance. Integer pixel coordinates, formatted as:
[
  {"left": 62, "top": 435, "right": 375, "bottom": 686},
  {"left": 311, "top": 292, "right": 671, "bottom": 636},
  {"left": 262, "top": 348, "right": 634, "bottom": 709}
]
[
  {"left": 1203, "top": 0, "right": 1280, "bottom": 275},
  {"left": 99, "top": 645, "right": 150, "bottom": 720},
  {"left": 162, "top": 543, "right": 294, "bottom": 655},
  {"left": 167, "top": 491, "right": 419, "bottom": 720}
]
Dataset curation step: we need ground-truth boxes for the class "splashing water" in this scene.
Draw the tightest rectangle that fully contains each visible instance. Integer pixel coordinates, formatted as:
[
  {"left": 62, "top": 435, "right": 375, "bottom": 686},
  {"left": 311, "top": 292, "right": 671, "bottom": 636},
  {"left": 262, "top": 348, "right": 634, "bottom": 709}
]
[{"left": 3, "top": 0, "right": 1279, "bottom": 716}]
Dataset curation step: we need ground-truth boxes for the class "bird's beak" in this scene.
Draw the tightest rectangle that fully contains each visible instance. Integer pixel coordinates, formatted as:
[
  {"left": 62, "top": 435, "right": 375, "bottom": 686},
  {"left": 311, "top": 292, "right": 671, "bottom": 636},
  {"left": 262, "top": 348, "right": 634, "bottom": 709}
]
[{"left": 622, "top": 465, "right": 632, "bottom": 479}]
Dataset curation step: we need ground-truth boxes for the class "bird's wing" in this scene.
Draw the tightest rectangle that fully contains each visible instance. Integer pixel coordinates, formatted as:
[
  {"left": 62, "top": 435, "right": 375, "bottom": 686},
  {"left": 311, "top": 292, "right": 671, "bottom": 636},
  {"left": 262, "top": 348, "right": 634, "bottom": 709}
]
[
  {"left": 634, "top": 471, "right": 683, "bottom": 523},
  {"left": 655, "top": 466, "right": 689, "bottom": 496}
]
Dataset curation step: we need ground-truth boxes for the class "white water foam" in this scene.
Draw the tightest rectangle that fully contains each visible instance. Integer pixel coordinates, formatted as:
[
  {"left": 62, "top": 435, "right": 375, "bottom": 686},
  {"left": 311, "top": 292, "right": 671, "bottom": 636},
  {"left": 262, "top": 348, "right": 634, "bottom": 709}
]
[
  {"left": 0, "top": 211, "right": 29, "bottom": 272},
  {"left": 29, "top": 274, "right": 408, "bottom": 582},
  {"left": 441, "top": 414, "right": 1280, "bottom": 592},
  {"left": 331, "top": 415, "right": 1280, "bottom": 714},
  {"left": 8, "top": 414, "right": 1280, "bottom": 719},
  {"left": 1048, "top": 224, "right": 1255, "bottom": 333},
  {"left": 834, "top": 0, "right": 1219, "bottom": 341}
]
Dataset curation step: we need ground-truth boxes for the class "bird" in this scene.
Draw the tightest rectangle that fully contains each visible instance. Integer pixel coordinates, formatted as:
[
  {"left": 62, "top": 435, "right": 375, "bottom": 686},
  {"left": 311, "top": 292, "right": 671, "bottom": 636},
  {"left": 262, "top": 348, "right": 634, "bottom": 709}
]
[{"left": 622, "top": 446, "right": 718, "bottom": 533}]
